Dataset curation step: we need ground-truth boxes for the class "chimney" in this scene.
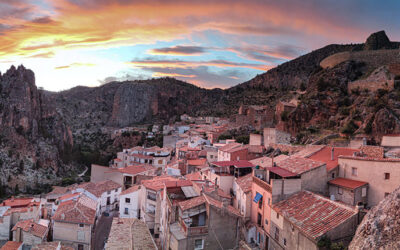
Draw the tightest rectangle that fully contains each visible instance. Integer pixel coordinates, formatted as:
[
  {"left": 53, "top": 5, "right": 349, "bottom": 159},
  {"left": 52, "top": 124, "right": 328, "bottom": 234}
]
[{"left": 331, "top": 147, "right": 334, "bottom": 161}]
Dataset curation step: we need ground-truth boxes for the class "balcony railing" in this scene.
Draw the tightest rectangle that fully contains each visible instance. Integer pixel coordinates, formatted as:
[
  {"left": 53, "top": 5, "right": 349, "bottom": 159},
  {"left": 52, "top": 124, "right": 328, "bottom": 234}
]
[
  {"left": 253, "top": 176, "right": 272, "bottom": 193},
  {"left": 179, "top": 218, "right": 208, "bottom": 236}
]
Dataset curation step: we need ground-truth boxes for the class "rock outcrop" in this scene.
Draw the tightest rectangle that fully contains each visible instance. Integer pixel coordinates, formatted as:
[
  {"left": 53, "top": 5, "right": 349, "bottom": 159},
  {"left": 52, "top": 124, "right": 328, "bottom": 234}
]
[
  {"left": 364, "top": 30, "right": 394, "bottom": 50},
  {"left": 349, "top": 186, "right": 400, "bottom": 249}
]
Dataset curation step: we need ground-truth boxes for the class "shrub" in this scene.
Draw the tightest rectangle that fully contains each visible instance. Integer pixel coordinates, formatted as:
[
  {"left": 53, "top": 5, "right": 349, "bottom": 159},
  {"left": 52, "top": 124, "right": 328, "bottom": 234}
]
[
  {"left": 281, "top": 110, "right": 290, "bottom": 121},
  {"left": 341, "top": 120, "right": 359, "bottom": 135},
  {"left": 236, "top": 135, "right": 249, "bottom": 144}
]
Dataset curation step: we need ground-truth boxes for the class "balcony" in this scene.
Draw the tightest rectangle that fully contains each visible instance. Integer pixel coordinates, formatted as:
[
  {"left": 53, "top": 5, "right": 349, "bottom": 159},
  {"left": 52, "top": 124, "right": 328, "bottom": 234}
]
[{"left": 179, "top": 218, "right": 208, "bottom": 236}]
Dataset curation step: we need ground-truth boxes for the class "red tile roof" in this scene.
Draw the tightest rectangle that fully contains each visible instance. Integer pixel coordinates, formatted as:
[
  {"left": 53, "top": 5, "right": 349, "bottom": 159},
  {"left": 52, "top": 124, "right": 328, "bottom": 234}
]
[
  {"left": 1, "top": 198, "right": 34, "bottom": 208},
  {"left": 0, "top": 241, "right": 23, "bottom": 250},
  {"left": 339, "top": 155, "right": 400, "bottom": 162},
  {"left": 178, "top": 195, "right": 206, "bottom": 211},
  {"left": 248, "top": 145, "right": 265, "bottom": 154},
  {"left": 250, "top": 155, "right": 288, "bottom": 169},
  {"left": 142, "top": 176, "right": 191, "bottom": 191},
  {"left": 291, "top": 145, "right": 325, "bottom": 158},
  {"left": 273, "top": 191, "right": 357, "bottom": 240},
  {"left": 203, "top": 194, "right": 242, "bottom": 217},
  {"left": 77, "top": 180, "right": 121, "bottom": 198},
  {"left": 187, "top": 158, "right": 207, "bottom": 166},
  {"left": 360, "top": 145, "right": 384, "bottom": 158},
  {"left": 184, "top": 172, "right": 202, "bottom": 181},
  {"left": 58, "top": 193, "right": 80, "bottom": 201},
  {"left": 218, "top": 143, "right": 241, "bottom": 152},
  {"left": 328, "top": 178, "right": 368, "bottom": 190},
  {"left": 112, "top": 165, "right": 148, "bottom": 175},
  {"left": 12, "top": 219, "right": 48, "bottom": 238},
  {"left": 308, "top": 147, "right": 359, "bottom": 172},
  {"left": 53, "top": 199, "right": 96, "bottom": 225},
  {"left": 266, "top": 166, "right": 297, "bottom": 178},
  {"left": 120, "top": 185, "right": 141, "bottom": 196},
  {"left": 213, "top": 160, "right": 254, "bottom": 168},
  {"left": 277, "top": 157, "right": 325, "bottom": 175},
  {"left": 235, "top": 174, "right": 253, "bottom": 193}
]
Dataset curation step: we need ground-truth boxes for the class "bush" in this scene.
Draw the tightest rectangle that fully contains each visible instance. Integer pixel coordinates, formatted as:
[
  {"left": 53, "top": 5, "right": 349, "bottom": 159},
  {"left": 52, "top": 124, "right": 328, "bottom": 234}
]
[
  {"left": 341, "top": 120, "right": 359, "bottom": 135},
  {"left": 218, "top": 134, "right": 232, "bottom": 141},
  {"left": 317, "top": 78, "right": 329, "bottom": 92},
  {"left": 236, "top": 135, "right": 249, "bottom": 144},
  {"left": 281, "top": 111, "right": 290, "bottom": 122}
]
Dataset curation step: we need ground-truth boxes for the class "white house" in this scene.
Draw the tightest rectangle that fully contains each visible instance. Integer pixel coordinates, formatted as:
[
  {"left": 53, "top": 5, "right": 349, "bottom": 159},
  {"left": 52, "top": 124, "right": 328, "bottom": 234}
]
[{"left": 119, "top": 185, "right": 141, "bottom": 219}]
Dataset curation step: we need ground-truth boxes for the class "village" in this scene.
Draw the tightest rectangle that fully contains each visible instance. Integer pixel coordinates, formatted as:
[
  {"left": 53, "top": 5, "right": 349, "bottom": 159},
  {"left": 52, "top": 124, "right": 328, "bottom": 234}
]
[{"left": 0, "top": 102, "right": 399, "bottom": 250}]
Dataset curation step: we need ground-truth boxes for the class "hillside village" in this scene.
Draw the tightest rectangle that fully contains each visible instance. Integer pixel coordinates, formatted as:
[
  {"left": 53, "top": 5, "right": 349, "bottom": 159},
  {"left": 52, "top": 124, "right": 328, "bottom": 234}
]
[{"left": 0, "top": 101, "right": 399, "bottom": 250}]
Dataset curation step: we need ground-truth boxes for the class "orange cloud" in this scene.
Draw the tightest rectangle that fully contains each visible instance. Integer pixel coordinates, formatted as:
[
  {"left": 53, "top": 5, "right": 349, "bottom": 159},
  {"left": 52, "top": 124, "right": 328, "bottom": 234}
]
[
  {"left": 55, "top": 62, "right": 96, "bottom": 70},
  {"left": 152, "top": 72, "right": 197, "bottom": 78},
  {"left": 129, "top": 59, "right": 269, "bottom": 71}
]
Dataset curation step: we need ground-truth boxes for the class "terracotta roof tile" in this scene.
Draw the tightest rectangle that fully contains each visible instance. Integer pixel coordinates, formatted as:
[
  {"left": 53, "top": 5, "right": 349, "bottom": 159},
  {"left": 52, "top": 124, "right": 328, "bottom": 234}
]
[
  {"left": 120, "top": 185, "right": 141, "bottom": 196},
  {"left": 184, "top": 172, "right": 202, "bottom": 181},
  {"left": 273, "top": 191, "right": 357, "bottom": 240},
  {"left": 277, "top": 157, "right": 325, "bottom": 175},
  {"left": 12, "top": 219, "right": 48, "bottom": 238},
  {"left": 203, "top": 194, "right": 242, "bottom": 217},
  {"left": 53, "top": 199, "right": 96, "bottom": 225},
  {"left": 360, "top": 145, "right": 384, "bottom": 158},
  {"left": 308, "top": 147, "right": 359, "bottom": 172},
  {"left": 328, "top": 178, "right": 368, "bottom": 190},
  {"left": 339, "top": 155, "right": 400, "bottom": 162},
  {"left": 0, "top": 241, "right": 23, "bottom": 250},
  {"left": 1, "top": 198, "right": 34, "bottom": 208},
  {"left": 178, "top": 196, "right": 206, "bottom": 211},
  {"left": 219, "top": 143, "right": 241, "bottom": 152},
  {"left": 187, "top": 158, "right": 207, "bottom": 166},
  {"left": 235, "top": 174, "right": 253, "bottom": 193}
]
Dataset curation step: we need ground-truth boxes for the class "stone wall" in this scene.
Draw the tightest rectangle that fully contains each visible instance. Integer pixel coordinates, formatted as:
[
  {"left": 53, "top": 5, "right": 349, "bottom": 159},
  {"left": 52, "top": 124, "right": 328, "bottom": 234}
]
[{"left": 320, "top": 49, "right": 400, "bottom": 69}]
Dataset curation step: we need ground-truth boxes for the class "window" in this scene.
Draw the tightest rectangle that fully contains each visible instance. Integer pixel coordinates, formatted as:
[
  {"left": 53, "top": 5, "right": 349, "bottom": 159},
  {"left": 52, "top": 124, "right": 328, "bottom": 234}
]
[
  {"left": 268, "top": 198, "right": 270, "bottom": 205},
  {"left": 362, "top": 187, "right": 367, "bottom": 197},
  {"left": 78, "top": 244, "right": 84, "bottom": 250},
  {"left": 77, "top": 231, "right": 85, "bottom": 241},
  {"left": 331, "top": 173, "right": 335, "bottom": 179},
  {"left": 194, "top": 239, "right": 204, "bottom": 250},
  {"left": 158, "top": 159, "right": 163, "bottom": 164},
  {"left": 147, "top": 191, "right": 157, "bottom": 201},
  {"left": 276, "top": 213, "right": 279, "bottom": 219},
  {"left": 115, "top": 188, "right": 118, "bottom": 192},
  {"left": 258, "top": 196, "right": 263, "bottom": 209},
  {"left": 79, "top": 224, "right": 84, "bottom": 228},
  {"left": 265, "top": 219, "right": 268, "bottom": 225},
  {"left": 384, "top": 173, "right": 390, "bottom": 180},
  {"left": 124, "top": 208, "right": 129, "bottom": 215},
  {"left": 107, "top": 197, "right": 111, "bottom": 205},
  {"left": 257, "top": 213, "right": 262, "bottom": 226},
  {"left": 385, "top": 192, "right": 390, "bottom": 197},
  {"left": 352, "top": 167, "right": 358, "bottom": 176},
  {"left": 338, "top": 187, "right": 343, "bottom": 195},
  {"left": 274, "top": 227, "right": 279, "bottom": 241},
  {"left": 107, "top": 190, "right": 111, "bottom": 195},
  {"left": 125, "top": 198, "right": 131, "bottom": 203}
]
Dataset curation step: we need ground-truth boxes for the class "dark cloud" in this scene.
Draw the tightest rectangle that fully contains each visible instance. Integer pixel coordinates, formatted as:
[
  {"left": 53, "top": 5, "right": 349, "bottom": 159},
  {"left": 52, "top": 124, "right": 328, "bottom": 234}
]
[
  {"left": 31, "top": 16, "right": 55, "bottom": 24},
  {"left": 150, "top": 45, "right": 206, "bottom": 55}
]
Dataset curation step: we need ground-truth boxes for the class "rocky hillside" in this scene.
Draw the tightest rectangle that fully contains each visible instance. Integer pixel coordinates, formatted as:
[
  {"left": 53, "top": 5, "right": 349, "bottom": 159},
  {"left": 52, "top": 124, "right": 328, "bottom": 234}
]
[
  {"left": 1, "top": 31, "right": 399, "bottom": 195},
  {"left": 0, "top": 65, "right": 81, "bottom": 195},
  {"left": 349, "top": 186, "right": 400, "bottom": 249}
]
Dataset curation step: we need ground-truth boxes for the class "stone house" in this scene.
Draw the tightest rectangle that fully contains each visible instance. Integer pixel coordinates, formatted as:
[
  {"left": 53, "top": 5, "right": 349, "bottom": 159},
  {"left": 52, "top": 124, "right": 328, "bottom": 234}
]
[
  {"left": 167, "top": 194, "right": 242, "bottom": 250},
  {"left": 270, "top": 191, "right": 359, "bottom": 250},
  {"left": 11, "top": 219, "right": 48, "bottom": 247},
  {"left": 275, "top": 101, "right": 297, "bottom": 130},
  {"left": 233, "top": 174, "right": 252, "bottom": 220},
  {"left": 52, "top": 198, "right": 96, "bottom": 250},
  {"left": 328, "top": 178, "right": 368, "bottom": 206},
  {"left": 249, "top": 156, "right": 327, "bottom": 248},
  {"left": 208, "top": 160, "right": 253, "bottom": 195},
  {"left": 381, "top": 134, "right": 400, "bottom": 148},
  {"left": 119, "top": 185, "right": 141, "bottom": 219},
  {"left": 338, "top": 156, "right": 400, "bottom": 207},
  {"left": 263, "top": 128, "right": 291, "bottom": 147},
  {"left": 217, "top": 143, "right": 249, "bottom": 161}
]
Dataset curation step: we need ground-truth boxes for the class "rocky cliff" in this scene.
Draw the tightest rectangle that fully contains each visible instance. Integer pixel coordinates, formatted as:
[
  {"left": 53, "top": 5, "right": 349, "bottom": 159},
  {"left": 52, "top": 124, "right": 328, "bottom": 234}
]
[
  {"left": 0, "top": 65, "right": 79, "bottom": 195},
  {"left": 349, "top": 186, "right": 400, "bottom": 249}
]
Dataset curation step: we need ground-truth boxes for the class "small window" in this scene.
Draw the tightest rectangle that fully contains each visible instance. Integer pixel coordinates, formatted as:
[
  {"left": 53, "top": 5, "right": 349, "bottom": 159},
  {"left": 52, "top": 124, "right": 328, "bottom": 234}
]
[
  {"left": 276, "top": 213, "right": 279, "bottom": 219},
  {"left": 78, "top": 244, "right": 84, "bottom": 250},
  {"left": 115, "top": 188, "right": 118, "bottom": 192},
  {"left": 385, "top": 192, "right": 390, "bottom": 198},
  {"left": 258, "top": 196, "right": 263, "bottom": 209},
  {"left": 352, "top": 167, "right": 358, "bottom": 176},
  {"left": 265, "top": 219, "right": 268, "bottom": 225},
  {"left": 107, "top": 190, "right": 111, "bottom": 195},
  {"left": 79, "top": 224, "right": 84, "bottom": 228},
  {"left": 268, "top": 198, "right": 270, "bottom": 205},
  {"left": 125, "top": 198, "right": 131, "bottom": 203},
  {"left": 331, "top": 173, "right": 335, "bottom": 179},
  {"left": 124, "top": 208, "right": 129, "bottom": 215},
  {"left": 194, "top": 239, "right": 204, "bottom": 250},
  {"left": 362, "top": 187, "right": 367, "bottom": 197},
  {"left": 384, "top": 173, "right": 390, "bottom": 180},
  {"left": 338, "top": 187, "right": 343, "bottom": 195}
]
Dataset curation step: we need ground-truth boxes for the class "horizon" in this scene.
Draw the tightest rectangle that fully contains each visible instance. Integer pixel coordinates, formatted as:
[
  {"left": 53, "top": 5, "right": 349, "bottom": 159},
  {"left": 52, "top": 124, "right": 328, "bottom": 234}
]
[{"left": 0, "top": 1, "right": 399, "bottom": 91}]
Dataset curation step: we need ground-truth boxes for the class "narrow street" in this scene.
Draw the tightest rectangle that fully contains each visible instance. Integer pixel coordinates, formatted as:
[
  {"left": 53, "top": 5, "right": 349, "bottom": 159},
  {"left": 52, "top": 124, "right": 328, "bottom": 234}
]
[{"left": 92, "top": 211, "right": 116, "bottom": 250}]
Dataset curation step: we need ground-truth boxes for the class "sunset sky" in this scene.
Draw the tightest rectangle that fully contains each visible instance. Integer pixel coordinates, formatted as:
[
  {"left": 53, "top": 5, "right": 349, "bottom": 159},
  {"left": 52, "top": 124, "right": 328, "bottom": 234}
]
[{"left": 0, "top": 0, "right": 399, "bottom": 91}]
